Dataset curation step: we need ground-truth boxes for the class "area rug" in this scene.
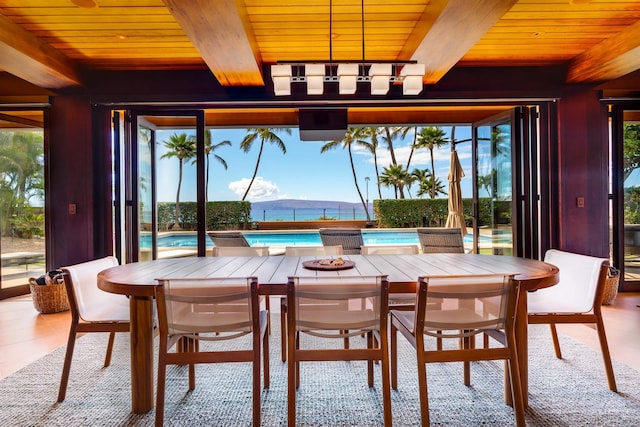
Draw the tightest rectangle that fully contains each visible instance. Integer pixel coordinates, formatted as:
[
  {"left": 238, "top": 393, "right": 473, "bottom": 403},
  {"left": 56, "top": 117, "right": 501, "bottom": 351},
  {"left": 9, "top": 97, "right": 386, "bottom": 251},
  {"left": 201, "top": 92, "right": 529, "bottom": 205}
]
[{"left": 0, "top": 320, "right": 638, "bottom": 426}]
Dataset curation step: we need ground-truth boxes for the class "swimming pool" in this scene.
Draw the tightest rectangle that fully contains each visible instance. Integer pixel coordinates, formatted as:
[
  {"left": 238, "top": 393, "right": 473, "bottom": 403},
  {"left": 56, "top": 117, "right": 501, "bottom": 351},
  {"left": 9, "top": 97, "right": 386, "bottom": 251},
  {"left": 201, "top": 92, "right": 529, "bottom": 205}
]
[{"left": 141, "top": 230, "right": 475, "bottom": 248}]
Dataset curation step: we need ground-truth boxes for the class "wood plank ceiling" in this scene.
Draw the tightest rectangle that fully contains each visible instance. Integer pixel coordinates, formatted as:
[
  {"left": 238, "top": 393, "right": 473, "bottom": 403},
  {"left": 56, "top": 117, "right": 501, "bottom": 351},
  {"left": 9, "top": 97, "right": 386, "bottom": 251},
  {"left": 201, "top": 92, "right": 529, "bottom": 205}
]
[{"left": 1, "top": 0, "right": 640, "bottom": 126}]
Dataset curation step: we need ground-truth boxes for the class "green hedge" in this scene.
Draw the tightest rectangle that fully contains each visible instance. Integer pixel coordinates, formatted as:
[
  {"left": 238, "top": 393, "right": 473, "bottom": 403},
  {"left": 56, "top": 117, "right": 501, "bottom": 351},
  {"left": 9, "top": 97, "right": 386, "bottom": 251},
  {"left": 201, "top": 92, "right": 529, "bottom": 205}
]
[
  {"left": 373, "top": 198, "right": 508, "bottom": 228},
  {"left": 157, "top": 201, "right": 251, "bottom": 231}
]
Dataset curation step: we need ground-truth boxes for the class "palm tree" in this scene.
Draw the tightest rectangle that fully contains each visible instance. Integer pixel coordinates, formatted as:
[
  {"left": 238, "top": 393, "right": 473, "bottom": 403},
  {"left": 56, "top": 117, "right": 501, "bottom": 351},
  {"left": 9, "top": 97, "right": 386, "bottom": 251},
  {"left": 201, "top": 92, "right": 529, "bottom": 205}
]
[
  {"left": 379, "top": 164, "right": 412, "bottom": 199},
  {"left": 381, "top": 127, "right": 399, "bottom": 166},
  {"left": 417, "top": 126, "right": 448, "bottom": 199},
  {"left": 193, "top": 129, "right": 231, "bottom": 203},
  {"left": 360, "top": 127, "right": 383, "bottom": 199},
  {"left": 410, "top": 168, "right": 432, "bottom": 198},
  {"left": 321, "top": 128, "right": 371, "bottom": 221},
  {"left": 393, "top": 126, "right": 419, "bottom": 172},
  {"left": 160, "top": 132, "right": 196, "bottom": 229},
  {"left": 240, "top": 127, "right": 291, "bottom": 200},
  {"left": 417, "top": 175, "right": 446, "bottom": 199}
]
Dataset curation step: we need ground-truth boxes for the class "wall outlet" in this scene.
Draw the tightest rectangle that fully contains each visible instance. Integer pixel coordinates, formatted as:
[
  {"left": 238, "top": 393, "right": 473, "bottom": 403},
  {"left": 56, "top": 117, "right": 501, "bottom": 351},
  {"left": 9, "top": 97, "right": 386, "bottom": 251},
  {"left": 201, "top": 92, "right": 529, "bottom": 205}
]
[
  {"left": 68, "top": 203, "right": 77, "bottom": 215},
  {"left": 577, "top": 197, "right": 585, "bottom": 208}
]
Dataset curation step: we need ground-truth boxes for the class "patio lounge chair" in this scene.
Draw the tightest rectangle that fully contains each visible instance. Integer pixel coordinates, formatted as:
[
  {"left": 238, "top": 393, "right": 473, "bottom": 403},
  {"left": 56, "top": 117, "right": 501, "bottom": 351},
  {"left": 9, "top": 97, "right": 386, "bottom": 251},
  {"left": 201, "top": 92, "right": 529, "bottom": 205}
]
[{"left": 319, "top": 228, "right": 363, "bottom": 254}]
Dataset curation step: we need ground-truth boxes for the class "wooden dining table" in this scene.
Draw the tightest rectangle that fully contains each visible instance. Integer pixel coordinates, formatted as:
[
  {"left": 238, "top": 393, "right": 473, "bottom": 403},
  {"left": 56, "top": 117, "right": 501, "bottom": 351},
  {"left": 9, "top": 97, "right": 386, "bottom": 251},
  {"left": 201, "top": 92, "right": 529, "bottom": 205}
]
[{"left": 98, "top": 253, "right": 558, "bottom": 413}]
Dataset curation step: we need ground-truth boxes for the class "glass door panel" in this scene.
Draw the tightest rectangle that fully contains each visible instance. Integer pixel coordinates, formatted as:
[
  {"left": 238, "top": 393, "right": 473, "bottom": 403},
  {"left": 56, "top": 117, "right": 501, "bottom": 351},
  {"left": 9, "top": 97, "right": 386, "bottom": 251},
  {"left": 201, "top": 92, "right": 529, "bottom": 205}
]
[
  {"left": 0, "top": 110, "right": 46, "bottom": 298},
  {"left": 126, "top": 112, "right": 205, "bottom": 262},
  {"left": 621, "top": 110, "right": 640, "bottom": 287},
  {"left": 474, "top": 120, "right": 514, "bottom": 255}
]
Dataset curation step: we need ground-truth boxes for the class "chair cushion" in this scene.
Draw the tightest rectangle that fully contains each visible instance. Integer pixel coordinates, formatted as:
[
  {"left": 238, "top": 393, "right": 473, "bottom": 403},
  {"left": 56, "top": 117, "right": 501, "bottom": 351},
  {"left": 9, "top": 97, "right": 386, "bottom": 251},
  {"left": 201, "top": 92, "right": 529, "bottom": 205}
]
[
  {"left": 63, "top": 256, "right": 130, "bottom": 322},
  {"left": 528, "top": 249, "right": 606, "bottom": 314}
]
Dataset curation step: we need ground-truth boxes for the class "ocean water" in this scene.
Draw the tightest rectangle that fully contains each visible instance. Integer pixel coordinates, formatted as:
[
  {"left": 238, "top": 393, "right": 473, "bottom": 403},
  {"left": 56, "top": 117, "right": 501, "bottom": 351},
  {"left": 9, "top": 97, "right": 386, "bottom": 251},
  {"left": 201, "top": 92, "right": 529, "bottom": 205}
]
[{"left": 250, "top": 207, "right": 370, "bottom": 222}]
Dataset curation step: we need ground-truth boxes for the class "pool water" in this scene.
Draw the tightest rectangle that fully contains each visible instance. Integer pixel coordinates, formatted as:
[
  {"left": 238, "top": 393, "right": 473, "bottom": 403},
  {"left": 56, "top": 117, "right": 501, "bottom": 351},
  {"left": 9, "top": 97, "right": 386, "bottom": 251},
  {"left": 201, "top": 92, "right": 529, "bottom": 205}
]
[{"left": 141, "top": 230, "right": 475, "bottom": 248}]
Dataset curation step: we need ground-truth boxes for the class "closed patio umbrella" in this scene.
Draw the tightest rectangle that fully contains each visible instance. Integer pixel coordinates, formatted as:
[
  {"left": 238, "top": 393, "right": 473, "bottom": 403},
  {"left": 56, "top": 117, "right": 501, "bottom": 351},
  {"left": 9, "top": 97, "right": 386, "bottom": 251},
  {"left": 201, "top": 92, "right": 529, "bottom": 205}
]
[{"left": 445, "top": 150, "right": 467, "bottom": 236}]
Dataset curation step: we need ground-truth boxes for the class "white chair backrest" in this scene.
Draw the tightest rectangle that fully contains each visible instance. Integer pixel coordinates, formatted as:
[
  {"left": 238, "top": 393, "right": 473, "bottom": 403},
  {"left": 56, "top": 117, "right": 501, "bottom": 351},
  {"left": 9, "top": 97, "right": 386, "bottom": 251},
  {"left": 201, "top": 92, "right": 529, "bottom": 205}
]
[
  {"left": 361, "top": 245, "right": 419, "bottom": 255},
  {"left": 540, "top": 249, "right": 607, "bottom": 313},
  {"left": 211, "top": 246, "right": 269, "bottom": 257},
  {"left": 156, "top": 277, "right": 258, "bottom": 338},
  {"left": 62, "top": 256, "right": 127, "bottom": 322},
  {"left": 285, "top": 245, "right": 343, "bottom": 256}
]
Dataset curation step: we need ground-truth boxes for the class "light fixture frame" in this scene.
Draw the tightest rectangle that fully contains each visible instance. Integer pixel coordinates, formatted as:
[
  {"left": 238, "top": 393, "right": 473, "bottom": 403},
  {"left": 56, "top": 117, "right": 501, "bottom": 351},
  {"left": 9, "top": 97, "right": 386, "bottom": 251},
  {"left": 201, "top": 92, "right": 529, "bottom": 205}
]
[{"left": 271, "top": 61, "right": 424, "bottom": 96}]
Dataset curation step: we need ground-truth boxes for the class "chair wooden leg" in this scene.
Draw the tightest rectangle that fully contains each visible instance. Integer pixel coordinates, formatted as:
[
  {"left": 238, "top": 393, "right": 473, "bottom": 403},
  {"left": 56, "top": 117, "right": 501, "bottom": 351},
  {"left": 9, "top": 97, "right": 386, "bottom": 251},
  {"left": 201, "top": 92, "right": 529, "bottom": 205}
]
[
  {"left": 280, "top": 298, "right": 287, "bottom": 362},
  {"left": 463, "top": 333, "right": 472, "bottom": 386},
  {"left": 367, "top": 331, "right": 374, "bottom": 387},
  {"left": 287, "top": 327, "right": 297, "bottom": 426},
  {"left": 436, "top": 330, "right": 443, "bottom": 351},
  {"left": 104, "top": 332, "right": 116, "bottom": 367},
  {"left": 263, "top": 321, "right": 270, "bottom": 389},
  {"left": 295, "top": 332, "right": 301, "bottom": 389},
  {"left": 188, "top": 337, "right": 196, "bottom": 390},
  {"left": 253, "top": 334, "right": 261, "bottom": 427},
  {"left": 155, "top": 352, "right": 167, "bottom": 427},
  {"left": 390, "top": 322, "right": 398, "bottom": 390},
  {"left": 594, "top": 310, "right": 617, "bottom": 391},
  {"left": 505, "top": 332, "right": 525, "bottom": 427},
  {"left": 416, "top": 337, "right": 430, "bottom": 426},
  {"left": 549, "top": 323, "right": 562, "bottom": 358},
  {"left": 379, "top": 331, "right": 393, "bottom": 427},
  {"left": 57, "top": 325, "right": 78, "bottom": 402}
]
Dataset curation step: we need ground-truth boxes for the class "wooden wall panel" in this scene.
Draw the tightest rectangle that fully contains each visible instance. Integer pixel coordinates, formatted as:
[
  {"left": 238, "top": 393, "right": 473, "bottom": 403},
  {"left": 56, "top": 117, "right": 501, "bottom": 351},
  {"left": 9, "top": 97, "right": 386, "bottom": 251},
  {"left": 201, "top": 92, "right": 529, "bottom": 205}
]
[
  {"left": 557, "top": 90, "right": 609, "bottom": 258},
  {"left": 48, "top": 95, "right": 95, "bottom": 267}
]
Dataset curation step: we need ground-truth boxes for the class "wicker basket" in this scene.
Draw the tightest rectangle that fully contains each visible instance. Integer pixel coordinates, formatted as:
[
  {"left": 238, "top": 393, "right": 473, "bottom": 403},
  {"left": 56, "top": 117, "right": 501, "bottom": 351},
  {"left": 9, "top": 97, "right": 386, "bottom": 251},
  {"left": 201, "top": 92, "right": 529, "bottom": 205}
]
[
  {"left": 601, "top": 267, "right": 620, "bottom": 306},
  {"left": 28, "top": 278, "right": 70, "bottom": 314}
]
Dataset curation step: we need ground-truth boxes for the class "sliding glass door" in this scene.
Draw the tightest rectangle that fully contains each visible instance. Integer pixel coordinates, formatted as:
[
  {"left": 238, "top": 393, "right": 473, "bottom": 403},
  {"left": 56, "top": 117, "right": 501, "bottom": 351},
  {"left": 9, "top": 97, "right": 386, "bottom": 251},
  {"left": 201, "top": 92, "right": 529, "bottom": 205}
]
[
  {"left": 471, "top": 107, "right": 539, "bottom": 258},
  {"left": 611, "top": 105, "right": 640, "bottom": 291},
  {"left": 122, "top": 111, "right": 205, "bottom": 263},
  {"left": 0, "top": 110, "right": 46, "bottom": 299}
]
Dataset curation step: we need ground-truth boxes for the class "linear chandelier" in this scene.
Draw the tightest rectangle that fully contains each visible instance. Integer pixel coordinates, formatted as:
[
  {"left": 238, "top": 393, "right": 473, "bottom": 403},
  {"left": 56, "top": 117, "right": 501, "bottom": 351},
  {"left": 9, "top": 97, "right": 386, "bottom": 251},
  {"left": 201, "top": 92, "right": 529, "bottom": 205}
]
[{"left": 270, "top": 0, "right": 425, "bottom": 97}]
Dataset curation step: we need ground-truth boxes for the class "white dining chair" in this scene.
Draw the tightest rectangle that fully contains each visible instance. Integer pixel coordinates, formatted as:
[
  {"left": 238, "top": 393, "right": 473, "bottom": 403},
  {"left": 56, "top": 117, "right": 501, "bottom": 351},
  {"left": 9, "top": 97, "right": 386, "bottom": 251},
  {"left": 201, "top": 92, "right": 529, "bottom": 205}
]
[
  {"left": 57, "top": 256, "right": 130, "bottom": 402},
  {"left": 527, "top": 249, "right": 617, "bottom": 391}
]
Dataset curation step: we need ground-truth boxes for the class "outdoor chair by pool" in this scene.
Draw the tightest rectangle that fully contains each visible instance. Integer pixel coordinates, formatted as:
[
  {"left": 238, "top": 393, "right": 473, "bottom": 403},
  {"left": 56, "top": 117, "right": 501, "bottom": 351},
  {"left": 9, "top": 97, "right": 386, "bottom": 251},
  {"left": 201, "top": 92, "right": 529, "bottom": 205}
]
[
  {"left": 280, "top": 245, "right": 344, "bottom": 361},
  {"left": 417, "top": 227, "right": 465, "bottom": 253},
  {"left": 57, "top": 256, "right": 130, "bottom": 402},
  {"left": 154, "top": 277, "right": 269, "bottom": 426},
  {"left": 287, "top": 275, "right": 392, "bottom": 426},
  {"left": 207, "top": 231, "right": 250, "bottom": 247},
  {"left": 210, "top": 246, "right": 269, "bottom": 257},
  {"left": 527, "top": 249, "right": 617, "bottom": 391},
  {"left": 319, "top": 228, "right": 363, "bottom": 254},
  {"left": 390, "top": 274, "right": 525, "bottom": 427}
]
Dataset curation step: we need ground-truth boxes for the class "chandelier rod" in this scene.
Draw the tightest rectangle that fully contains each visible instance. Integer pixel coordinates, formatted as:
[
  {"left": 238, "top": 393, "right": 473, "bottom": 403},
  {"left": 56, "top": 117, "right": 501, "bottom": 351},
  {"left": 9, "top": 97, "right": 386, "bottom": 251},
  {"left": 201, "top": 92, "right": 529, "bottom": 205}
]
[
  {"left": 329, "top": 0, "right": 333, "bottom": 62},
  {"left": 361, "top": 0, "right": 365, "bottom": 65}
]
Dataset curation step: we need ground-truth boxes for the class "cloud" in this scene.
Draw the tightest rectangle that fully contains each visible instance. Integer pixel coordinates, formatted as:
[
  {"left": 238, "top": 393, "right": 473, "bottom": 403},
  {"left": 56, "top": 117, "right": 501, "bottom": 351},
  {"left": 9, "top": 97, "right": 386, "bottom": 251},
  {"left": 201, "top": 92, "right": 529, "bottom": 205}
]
[{"left": 228, "top": 177, "right": 280, "bottom": 200}]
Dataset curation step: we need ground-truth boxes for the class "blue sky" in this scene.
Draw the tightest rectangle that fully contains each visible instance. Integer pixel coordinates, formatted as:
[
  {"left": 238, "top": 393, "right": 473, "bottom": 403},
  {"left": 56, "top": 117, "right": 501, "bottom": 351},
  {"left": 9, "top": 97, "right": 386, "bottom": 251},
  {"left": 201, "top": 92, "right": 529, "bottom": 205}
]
[{"left": 154, "top": 126, "right": 474, "bottom": 204}]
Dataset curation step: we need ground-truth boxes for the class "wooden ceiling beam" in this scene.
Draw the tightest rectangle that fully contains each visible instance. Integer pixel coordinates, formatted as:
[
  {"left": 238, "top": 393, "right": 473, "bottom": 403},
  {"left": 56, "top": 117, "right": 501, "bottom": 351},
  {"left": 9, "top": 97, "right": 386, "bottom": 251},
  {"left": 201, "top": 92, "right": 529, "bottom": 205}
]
[
  {"left": 0, "top": 14, "right": 83, "bottom": 89},
  {"left": 162, "top": 0, "right": 264, "bottom": 86},
  {"left": 567, "top": 20, "right": 640, "bottom": 83},
  {"left": 409, "top": 0, "right": 518, "bottom": 85}
]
